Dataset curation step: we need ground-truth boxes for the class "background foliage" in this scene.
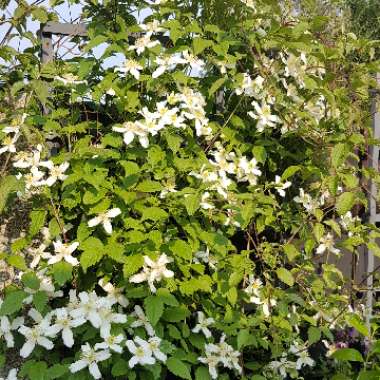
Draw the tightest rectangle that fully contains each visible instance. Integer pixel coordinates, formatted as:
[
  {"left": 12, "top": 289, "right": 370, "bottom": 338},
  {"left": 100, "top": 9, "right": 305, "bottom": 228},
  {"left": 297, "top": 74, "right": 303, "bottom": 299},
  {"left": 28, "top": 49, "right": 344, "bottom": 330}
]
[{"left": 0, "top": 0, "right": 380, "bottom": 379}]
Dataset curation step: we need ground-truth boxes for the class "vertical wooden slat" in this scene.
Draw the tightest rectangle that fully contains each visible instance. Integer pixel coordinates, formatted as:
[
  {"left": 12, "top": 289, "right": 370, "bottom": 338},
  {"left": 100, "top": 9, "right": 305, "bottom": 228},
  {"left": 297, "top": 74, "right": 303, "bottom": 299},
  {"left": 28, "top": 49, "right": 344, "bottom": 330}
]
[{"left": 366, "top": 73, "right": 380, "bottom": 323}]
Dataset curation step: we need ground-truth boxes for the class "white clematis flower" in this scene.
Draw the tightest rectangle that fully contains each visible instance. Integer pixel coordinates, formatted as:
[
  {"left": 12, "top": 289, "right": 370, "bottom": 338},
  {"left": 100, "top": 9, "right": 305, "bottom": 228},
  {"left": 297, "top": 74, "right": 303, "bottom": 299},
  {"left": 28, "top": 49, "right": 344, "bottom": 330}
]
[
  {"left": 130, "top": 305, "right": 155, "bottom": 336},
  {"left": 192, "top": 311, "right": 214, "bottom": 339},
  {"left": 98, "top": 279, "right": 129, "bottom": 307},
  {"left": 248, "top": 100, "right": 281, "bottom": 132},
  {"left": 316, "top": 233, "right": 340, "bottom": 255},
  {"left": 128, "top": 35, "right": 160, "bottom": 55},
  {"left": 113, "top": 121, "right": 150, "bottom": 148},
  {"left": 44, "top": 240, "right": 79, "bottom": 266},
  {"left": 46, "top": 308, "right": 85, "bottom": 347},
  {"left": 126, "top": 336, "right": 156, "bottom": 368},
  {"left": 0, "top": 304, "right": 24, "bottom": 348},
  {"left": 115, "top": 59, "right": 143, "bottom": 80},
  {"left": 0, "top": 134, "right": 19, "bottom": 155},
  {"left": 87, "top": 208, "right": 121, "bottom": 234},
  {"left": 95, "top": 331, "right": 124, "bottom": 353},
  {"left": 1, "top": 368, "right": 18, "bottom": 380},
  {"left": 129, "top": 254, "right": 174, "bottom": 293},
  {"left": 275, "top": 175, "right": 292, "bottom": 197},
  {"left": 18, "top": 309, "right": 54, "bottom": 358},
  {"left": 69, "top": 343, "right": 111, "bottom": 379},
  {"left": 39, "top": 161, "right": 69, "bottom": 186},
  {"left": 147, "top": 336, "right": 167, "bottom": 362}
]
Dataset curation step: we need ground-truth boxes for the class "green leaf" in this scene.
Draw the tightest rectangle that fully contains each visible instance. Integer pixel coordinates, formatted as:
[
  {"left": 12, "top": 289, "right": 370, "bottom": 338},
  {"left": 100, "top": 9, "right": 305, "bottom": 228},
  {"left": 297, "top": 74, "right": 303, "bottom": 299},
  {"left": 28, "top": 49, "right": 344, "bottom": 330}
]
[
  {"left": 346, "top": 314, "right": 369, "bottom": 337},
  {"left": 0, "top": 175, "right": 23, "bottom": 212},
  {"left": 167, "top": 358, "right": 192, "bottom": 380},
  {"left": 276, "top": 268, "right": 294, "bottom": 286},
  {"left": 179, "top": 275, "right": 213, "bottom": 295},
  {"left": 332, "top": 143, "right": 347, "bottom": 168},
  {"left": 29, "top": 210, "right": 47, "bottom": 238},
  {"left": 308, "top": 326, "right": 321, "bottom": 345},
  {"left": 162, "top": 306, "right": 190, "bottom": 322},
  {"left": 47, "top": 364, "right": 68, "bottom": 379},
  {"left": 144, "top": 296, "right": 164, "bottom": 326},
  {"left": 141, "top": 207, "right": 168, "bottom": 221},
  {"left": 284, "top": 244, "right": 299, "bottom": 261},
  {"left": 51, "top": 261, "right": 73, "bottom": 285},
  {"left": 184, "top": 193, "right": 200, "bottom": 216},
  {"left": 195, "top": 367, "right": 211, "bottom": 380},
  {"left": 282, "top": 165, "right": 300, "bottom": 180},
  {"left": 22, "top": 272, "right": 40, "bottom": 290},
  {"left": 336, "top": 192, "right": 355, "bottom": 215},
  {"left": 357, "top": 371, "right": 380, "bottom": 380},
  {"left": 252, "top": 146, "right": 267, "bottom": 164},
  {"left": 123, "top": 254, "right": 144, "bottom": 277},
  {"left": 331, "top": 348, "right": 363, "bottom": 362},
  {"left": 209, "top": 78, "right": 226, "bottom": 97},
  {"left": 156, "top": 288, "right": 179, "bottom": 306},
  {"left": 169, "top": 240, "right": 192, "bottom": 261},
  {"left": 0, "top": 290, "right": 26, "bottom": 315},
  {"left": 112, "top": 359, "right": 129, "bottom": 376},
  {"left": 192, "top": 37, "right": 213, "bottom": 55},
  {"left": 136, "top": 180, "right": 162, "bottom": 192},
  {"left": 7, "top": 254, "right": 27, "bottom": 270},
  {"left": 80, "top": 237, "right": 104, "bottom": 272},
  {"left": 33, "top": 291, "right": 48, "bottom": 313},
  {"left": 237, "top": 329, "right": 255, "bottom": 349}
]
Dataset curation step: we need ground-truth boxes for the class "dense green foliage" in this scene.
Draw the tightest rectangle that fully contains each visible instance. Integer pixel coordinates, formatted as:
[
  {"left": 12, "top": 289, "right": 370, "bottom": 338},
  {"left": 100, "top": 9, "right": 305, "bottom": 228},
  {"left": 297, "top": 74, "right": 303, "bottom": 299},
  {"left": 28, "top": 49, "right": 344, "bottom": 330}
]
[{"left": 0, "top": 0, "right": 380, "bottom": 379}]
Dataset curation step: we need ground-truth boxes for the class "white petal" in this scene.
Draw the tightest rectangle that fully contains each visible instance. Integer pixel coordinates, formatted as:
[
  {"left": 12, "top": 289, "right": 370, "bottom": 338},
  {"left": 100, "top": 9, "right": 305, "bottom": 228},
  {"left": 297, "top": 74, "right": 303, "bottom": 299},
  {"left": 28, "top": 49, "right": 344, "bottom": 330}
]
[
  {"left": 69, "top": 359, "right": 88, "bottom": 373},
  {"left": 88, "top": 217, "right": 101, "bottom": 227},
  {"left": 62, "top": 328, "right": 74, "bottom": 347},
  {"left": 107, "top": 208, "right": 121, "bottom": 218},
  {"left": 152, "top": 66, "right": 166, "bottom": 79},
  {"left": 89, "top": 362, "right": 102, "bottom": 379},
  {"left": 129, "top": 272, "right": 147, "bottom": 284},
  {"left": 20, "top": 340, "right": 35, "bottom": 358},
  {"left": 37, "top": 336, "right": 54, "bottom": 350},
  {"left": 123, "top": 131, "right": 135, "bottom": 145},
  {"left": 65, "top": 255, "right": 79, "bottom": 266},
  {"left": 103, "top": 220, "right": 113, "bottom": 234},
  {"left": 129, "top": 355, "right": 139, "bottom": 368}
]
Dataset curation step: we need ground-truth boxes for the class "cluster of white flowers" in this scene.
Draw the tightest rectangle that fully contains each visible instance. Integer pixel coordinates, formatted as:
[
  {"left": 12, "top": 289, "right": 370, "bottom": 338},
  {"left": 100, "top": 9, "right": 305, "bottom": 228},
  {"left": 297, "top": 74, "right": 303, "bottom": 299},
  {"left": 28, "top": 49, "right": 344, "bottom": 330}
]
[
  {"left": 129, "top": 254, "right": 174, "bottom": 292},
  {"left": 268, "top": 342, "right": 314, "bottom": 379},
  {"left": 190, "top": 142, "right": 262, "bottom": 202},
  {"left": 244, "top": 275, "right": 276, "bottom": 318},
  {"left": 198, "top": 335, "right": 242, "bottom": 379},
  {"left": 11, "top": 143, "right": 69, "bottom": 192},
  {"left": 113, "top": 87, "right": 211, "bottom": 149}
]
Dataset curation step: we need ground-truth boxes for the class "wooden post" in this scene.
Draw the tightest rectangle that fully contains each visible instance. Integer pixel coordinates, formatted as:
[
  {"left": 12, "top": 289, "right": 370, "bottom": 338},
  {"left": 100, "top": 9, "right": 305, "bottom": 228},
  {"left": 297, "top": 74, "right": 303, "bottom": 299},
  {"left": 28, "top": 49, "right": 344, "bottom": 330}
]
[{"left": 366, "top": 73, "right": 380, "bottom": 323}]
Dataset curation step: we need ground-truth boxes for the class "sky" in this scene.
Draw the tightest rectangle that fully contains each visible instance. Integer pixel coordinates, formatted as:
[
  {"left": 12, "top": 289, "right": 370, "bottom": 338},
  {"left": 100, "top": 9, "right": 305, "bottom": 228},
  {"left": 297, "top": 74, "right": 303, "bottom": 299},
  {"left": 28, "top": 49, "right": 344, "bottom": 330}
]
[{"left": 0, "top": 0, "right": 151, "bottom": 68}]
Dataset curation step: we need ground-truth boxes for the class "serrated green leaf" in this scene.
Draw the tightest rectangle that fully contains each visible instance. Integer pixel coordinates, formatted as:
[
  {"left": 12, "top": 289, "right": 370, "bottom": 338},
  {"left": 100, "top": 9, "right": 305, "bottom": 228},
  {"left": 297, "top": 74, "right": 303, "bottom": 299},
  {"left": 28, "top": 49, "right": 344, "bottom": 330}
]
[
  {"left": 144, "top": 296, "right": 164, "bottom": 326},
  {"left": 169, "top": 240, "right": 192, "bottom": 261},
  {"left": 51, "top": 262, "right": 73, "bottom": 285},
  {"left": 167, "top": 358, "right": 191, "bottom": 380},
  {"left": 336, "top": 192, "right": 355, "bottom": 215},
  {"left": 29, "top": 210, "right": 47, "bottom": 238},
  {"left": 276, "top": 268, "right": 294, "bottom": 286},
  {"left": 0, "top": 290, "right": 26, "bottom": 315},
  {"left": 184, "top": 193, "right": 200, "bottom": 216},
  {"left": 123, "top": 254, "right": 144, "bottom": 277}
]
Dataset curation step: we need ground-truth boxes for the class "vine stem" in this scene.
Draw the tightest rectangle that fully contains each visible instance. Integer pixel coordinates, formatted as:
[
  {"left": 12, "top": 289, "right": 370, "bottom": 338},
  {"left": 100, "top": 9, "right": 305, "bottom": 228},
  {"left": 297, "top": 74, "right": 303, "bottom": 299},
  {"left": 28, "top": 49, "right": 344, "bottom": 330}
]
[
  {"left": 49, "top": 196, "right": 67, "bottom": 243},
  {"left": 205, "top": 97, "right": 243, "bottom": 153}
]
